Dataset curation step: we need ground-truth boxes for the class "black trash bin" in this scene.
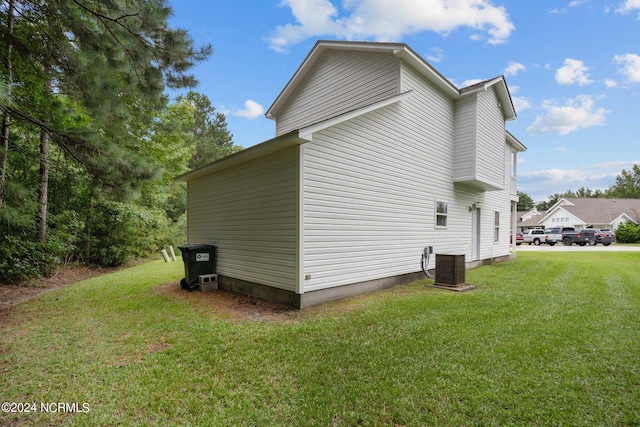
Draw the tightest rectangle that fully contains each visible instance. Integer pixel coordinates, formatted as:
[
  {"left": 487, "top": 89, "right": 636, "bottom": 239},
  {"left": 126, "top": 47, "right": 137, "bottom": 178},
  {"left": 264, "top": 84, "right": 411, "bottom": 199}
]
[{"left": 178, "top": 244, "right": 217, "bottom": 291}]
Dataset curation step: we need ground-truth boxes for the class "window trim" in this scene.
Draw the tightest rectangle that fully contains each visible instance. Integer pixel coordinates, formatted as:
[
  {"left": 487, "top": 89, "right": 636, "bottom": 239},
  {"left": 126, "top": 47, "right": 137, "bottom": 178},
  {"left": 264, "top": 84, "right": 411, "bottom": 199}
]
[{"left": 494, "top": 211, "right": 500, "bottom": 242}]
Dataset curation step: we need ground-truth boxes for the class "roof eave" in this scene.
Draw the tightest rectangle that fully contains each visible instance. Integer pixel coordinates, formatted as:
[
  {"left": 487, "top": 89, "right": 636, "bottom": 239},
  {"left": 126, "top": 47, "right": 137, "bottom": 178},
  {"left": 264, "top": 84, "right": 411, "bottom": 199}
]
[
  {"left": 175, "top": 131, "right": 303, "bottom": 182},
  {"left": 392, "top": 45, "right": 460, "bottom": 98},
  {"left": 460, "top": 76, "right": 517, "bottom": 121},
  {"left": 507, "top": 131, "right": 527, "bottom": 152}
]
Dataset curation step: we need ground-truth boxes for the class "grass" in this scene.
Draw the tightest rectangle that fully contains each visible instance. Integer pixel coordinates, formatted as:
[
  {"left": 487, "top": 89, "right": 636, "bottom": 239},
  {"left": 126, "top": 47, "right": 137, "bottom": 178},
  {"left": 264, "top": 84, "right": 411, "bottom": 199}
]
[{"left": 1, "top": 252, "right": 639, "bottom": 426}]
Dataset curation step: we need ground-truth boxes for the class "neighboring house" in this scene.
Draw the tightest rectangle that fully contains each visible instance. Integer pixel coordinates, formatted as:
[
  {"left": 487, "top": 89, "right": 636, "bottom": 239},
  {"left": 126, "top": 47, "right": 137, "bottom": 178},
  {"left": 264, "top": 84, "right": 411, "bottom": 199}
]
[
  {"left": 517, "top": 208, "right": 547, "bottom": 230},
  {"left": 517, "top": 198, "right": 640, "bottom": 231},
  {"left": 176, "top": 40, "right": 526, "bottom": 308}
]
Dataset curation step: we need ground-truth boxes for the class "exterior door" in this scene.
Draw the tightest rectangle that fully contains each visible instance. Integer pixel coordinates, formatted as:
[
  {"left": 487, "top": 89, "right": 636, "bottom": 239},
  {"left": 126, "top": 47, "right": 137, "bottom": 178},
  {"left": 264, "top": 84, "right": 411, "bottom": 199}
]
[{"left": 472, "top": 208, "right": 480, "bottom": 261}]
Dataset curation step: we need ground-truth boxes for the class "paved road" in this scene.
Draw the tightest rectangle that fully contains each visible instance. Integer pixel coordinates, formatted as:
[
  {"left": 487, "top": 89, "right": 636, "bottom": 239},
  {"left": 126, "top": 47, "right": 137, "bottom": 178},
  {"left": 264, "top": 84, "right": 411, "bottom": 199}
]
[{"left": 516, "top": 243, "right": 640, "bottom": 252}]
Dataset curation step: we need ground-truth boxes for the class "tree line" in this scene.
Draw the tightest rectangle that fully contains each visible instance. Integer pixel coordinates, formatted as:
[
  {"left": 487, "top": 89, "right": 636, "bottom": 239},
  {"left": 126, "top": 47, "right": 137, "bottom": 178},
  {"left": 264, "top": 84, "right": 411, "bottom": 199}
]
[{"left": 0, "top": 0, "right": 239, "bottom": 283}]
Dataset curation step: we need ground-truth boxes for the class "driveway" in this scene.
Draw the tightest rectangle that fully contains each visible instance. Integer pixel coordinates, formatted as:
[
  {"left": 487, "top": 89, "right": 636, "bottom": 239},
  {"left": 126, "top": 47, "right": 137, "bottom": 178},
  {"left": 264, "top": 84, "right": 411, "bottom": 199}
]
[{"left": 516, "top": 244, "right": 640, "bottom": 252}]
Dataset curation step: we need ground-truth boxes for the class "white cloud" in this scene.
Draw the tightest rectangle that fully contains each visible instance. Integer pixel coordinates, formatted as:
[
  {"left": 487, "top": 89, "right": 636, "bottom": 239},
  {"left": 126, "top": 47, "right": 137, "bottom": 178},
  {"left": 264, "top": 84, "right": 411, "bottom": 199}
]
[
  {"left": 526, "top": 95, "right": 610, "bottom": 135},
  {"left": 521, "top": 168, "right": 592, "bottom": 183},
  {"left": 426, "top": 47, "right": 443, "bottom": 63},
  {"left": 569, "top": 0, "right": 590, "bottom": 7},
  {"left": 460, "top": 78, "right": 485, "bottom": 88},
  {"left": 614, "top": 53, "right": 640, "bottom": 82},
  {"left": 555, "top": 59, "right": 593, "bottom": 85},
  {"left": 616, "top": 0, "right": 640, "bottom": 14},
  {"left": 518, "top": 167, "right": 619, "bottom": 201},
  {"left": 592, "top": 160, "right": 640, "bottom": 169},
  {"left": 605, "top": 79, "right": 618, "bottom": 88},
  {"left": 233, "top": 100, "right": 265, "bottom": 120},
  {"left": 512, "top": 96, "right": 531, "bottom": 113},
  {"left": 268, "top": 0, "right": 515, "bottom": 52},
  {"left": 504, "top": 61, "right": 526, "bottom": 76},
  {"left": 508, "top": 85, "right": 531, "bottom": 113}
]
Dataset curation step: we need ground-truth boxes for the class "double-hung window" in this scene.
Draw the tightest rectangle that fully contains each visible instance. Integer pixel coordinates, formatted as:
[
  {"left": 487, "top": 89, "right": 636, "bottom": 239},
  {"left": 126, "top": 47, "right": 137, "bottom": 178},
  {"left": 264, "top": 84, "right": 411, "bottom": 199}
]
[{"left": 436, "top": 201, "right": 447, "bottom": 228}]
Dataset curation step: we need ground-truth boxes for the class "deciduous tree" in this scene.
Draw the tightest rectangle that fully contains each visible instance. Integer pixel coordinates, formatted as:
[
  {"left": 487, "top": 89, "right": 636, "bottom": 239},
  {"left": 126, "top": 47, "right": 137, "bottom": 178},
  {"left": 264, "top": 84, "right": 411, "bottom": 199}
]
[{"left": 608, "top": 165, "right": 640, "bottom": 199}]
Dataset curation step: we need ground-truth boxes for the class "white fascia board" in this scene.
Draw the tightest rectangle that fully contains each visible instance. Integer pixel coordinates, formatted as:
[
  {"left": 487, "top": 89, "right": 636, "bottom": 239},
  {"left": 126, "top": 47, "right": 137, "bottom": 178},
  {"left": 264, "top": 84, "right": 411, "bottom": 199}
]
[
  {"left": 546, "top": 197, "right": 572, "bottom": 212},
  {"left": 507, "top": 131, "right": 526, "bottom": 152},
  {"left": 537, "top": 204, "right": 567, "bottom": 225},
  {"left": 298, "top": 91, "right": 414, "bottom": 141},
  {"left": 615, "top": 213, "right": 637, "bottom": 225},
  {"left": 393, "top": 48, "right": 459, "bottom": 97},
  {"left": 460, "top": 76, "right": 517, "bottom": 121}
]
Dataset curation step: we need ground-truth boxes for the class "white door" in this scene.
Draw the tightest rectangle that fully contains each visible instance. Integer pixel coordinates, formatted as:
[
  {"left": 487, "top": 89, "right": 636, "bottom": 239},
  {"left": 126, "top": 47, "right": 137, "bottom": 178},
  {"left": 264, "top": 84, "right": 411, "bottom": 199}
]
[{"left": 471, "top": 208, "right": 480, "bottom": 261}]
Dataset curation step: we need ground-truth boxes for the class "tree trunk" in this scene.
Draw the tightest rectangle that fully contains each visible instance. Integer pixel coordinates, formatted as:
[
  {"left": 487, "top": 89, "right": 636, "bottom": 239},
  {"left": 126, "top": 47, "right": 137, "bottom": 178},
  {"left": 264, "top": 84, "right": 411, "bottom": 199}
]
[
  {"left": 85, "top": 195, "right": 94, "bottom": 262},
  {"left": 0, "top": 0, "right": 15, "bottom": 207},
  {"left": 0, "top": 113, "right": 10, "bottom": 208},
  {"left": 38, "top": 130, "right": 50, "bottom": 242}
]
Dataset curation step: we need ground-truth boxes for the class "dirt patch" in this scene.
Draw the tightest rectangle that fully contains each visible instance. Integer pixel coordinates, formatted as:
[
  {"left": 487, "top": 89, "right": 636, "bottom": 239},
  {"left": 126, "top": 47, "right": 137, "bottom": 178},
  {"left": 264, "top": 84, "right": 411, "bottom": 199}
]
[
  {"left": 0, "top": 265, "right": 116, "bottom": 314},
  {"left": 155, "top": 282, "right": 299, "bottom": 323},
  {"left": 1, "top": 265, "right": 301, "bottom": 323}
]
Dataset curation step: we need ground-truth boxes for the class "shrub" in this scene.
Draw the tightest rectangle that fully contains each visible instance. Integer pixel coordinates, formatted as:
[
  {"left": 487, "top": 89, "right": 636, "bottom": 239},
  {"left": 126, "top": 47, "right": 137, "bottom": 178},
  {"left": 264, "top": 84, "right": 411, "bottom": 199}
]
[
  {"left": 615, "top": 222, "right": 640, "bottom": 243},
  {"left": 0, "top": 235, "right": 59, "bottom": 283},
  {"left": 89, "top": 201, "right": 172, "bottom": 266},
  {"left": 48, "top": 210, "right": 85, "bottom": 265}
]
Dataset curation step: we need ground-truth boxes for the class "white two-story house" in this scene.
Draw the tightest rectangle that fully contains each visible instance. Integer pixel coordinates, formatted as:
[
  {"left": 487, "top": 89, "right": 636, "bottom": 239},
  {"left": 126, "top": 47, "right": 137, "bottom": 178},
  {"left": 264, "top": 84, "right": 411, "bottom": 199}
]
[{"left": 177, "top": 40, "right": 526, "bottom": 308}]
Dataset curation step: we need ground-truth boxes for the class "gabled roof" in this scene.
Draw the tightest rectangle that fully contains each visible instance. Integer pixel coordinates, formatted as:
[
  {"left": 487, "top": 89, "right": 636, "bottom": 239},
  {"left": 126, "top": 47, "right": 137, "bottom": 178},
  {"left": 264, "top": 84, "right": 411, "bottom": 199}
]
[
  {"left": 540, "top": 198, "right": 640, "bottom": 225},
  {"left": 517, "top": 210, "right": 547, "bottom": 227},
  {"left": 460, "top": 76, "right": 517, "bottom": 122},
  {"left": 265, "top": 40, "right": 516, "bottom": 121}
]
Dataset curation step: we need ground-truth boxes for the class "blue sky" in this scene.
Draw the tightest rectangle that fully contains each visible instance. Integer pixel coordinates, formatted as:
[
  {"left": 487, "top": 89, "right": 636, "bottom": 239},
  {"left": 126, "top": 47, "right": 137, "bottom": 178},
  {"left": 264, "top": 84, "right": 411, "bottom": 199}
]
[{"left": 167, "top": 0, "right": 640, "bottom": 203}]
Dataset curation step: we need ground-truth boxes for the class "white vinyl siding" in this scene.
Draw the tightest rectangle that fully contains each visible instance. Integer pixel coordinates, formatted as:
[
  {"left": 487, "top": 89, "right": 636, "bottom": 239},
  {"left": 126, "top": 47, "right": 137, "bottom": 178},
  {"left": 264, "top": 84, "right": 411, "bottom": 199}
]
[
  {"left": 475, "top": 89, "right": 506, "bottom": 189},
  {"left": 276, "top": 50, "right": 400, "bottom": 136},
  {"left": 303, "top": 107, "right": 429, "bottom": 291},
  {"left": 454, "top": 88, "right": 506, "bottom": 191},
  {"left": 186, "top": 146, "right": 299, "bottom": 292},
  {"left": 301, "top": 62, "right": 490, "bottom": 292},
  {"left": 453, "top": 95, "right": 476, "bottom": 182}
]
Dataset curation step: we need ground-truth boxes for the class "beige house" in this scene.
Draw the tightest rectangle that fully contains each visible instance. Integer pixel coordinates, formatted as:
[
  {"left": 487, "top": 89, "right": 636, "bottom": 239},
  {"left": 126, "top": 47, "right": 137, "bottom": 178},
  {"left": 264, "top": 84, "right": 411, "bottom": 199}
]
[{"left": 177, "top": 40, "right": 525, "bottom": 308}]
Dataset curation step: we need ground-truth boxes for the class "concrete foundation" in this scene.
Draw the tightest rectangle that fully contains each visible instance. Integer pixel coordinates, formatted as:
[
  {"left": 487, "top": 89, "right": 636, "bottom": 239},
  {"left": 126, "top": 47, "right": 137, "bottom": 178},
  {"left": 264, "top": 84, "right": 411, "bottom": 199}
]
[
  {"left": 298, "top": 271, "right": 425, "bottom": 309},
  {"left": 215, "top": 254, "right": 514, "bottom": 309}
]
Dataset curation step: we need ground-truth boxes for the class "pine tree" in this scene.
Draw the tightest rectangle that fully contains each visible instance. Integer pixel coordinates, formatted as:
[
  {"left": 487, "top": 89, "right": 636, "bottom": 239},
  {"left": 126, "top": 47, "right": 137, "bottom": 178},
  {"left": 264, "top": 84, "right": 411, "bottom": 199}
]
[
  {"left": 176, "top": 91, "right": 238, "bottom": 169},
  {"left": 1, "top": 0, "right": 212, "bottom": 242}
]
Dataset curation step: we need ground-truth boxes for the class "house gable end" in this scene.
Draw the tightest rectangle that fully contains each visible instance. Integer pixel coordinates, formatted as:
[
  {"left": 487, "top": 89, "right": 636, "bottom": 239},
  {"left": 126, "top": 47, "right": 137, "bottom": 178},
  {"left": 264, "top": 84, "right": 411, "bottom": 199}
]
[{"left": 271, "top": 48, "right": 401, "bottom": 136}]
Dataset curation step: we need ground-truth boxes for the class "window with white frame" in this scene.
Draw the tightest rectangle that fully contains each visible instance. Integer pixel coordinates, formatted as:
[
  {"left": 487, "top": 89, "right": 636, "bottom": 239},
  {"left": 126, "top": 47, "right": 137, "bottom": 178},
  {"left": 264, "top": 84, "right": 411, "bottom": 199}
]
[
  {"left": 436, "top": 201, "right": 447, "bottom": 227},
  {"left": 494, "top": 211, "right": 500, "bottom": 242}
]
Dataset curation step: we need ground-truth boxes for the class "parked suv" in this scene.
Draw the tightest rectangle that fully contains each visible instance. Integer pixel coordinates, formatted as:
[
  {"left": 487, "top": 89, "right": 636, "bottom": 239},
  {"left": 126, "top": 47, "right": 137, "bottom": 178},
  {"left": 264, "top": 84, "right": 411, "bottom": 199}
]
[
  {"left": 593, "top": 229, "right": 616, "bottom": 246},
  {"left": 522, "top": 229, "right": 545, "bottom": 245},
  {"left": 580, "top": 229, "right": 599, "bottom": 244}
]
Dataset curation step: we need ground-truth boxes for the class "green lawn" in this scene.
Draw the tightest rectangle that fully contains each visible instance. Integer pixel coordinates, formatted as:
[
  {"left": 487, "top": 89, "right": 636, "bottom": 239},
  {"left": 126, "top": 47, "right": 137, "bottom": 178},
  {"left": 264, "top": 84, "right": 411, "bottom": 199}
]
[{"left": 1, "top": 252, "right": 639, "bottom": 426}]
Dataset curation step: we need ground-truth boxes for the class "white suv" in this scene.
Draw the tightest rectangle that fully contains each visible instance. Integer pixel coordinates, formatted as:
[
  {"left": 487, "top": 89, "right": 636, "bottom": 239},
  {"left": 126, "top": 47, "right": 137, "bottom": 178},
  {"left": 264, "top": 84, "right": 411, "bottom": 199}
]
[{"left": 522, "top": 229, "right": 546, "bottom": 245}]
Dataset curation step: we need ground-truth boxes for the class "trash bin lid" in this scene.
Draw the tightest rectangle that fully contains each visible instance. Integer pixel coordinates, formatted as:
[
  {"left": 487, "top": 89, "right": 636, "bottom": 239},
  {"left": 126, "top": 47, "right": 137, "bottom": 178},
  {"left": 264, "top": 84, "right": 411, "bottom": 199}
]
[{"left": 177, "top": 243, "right": 216, "bottom": 252}]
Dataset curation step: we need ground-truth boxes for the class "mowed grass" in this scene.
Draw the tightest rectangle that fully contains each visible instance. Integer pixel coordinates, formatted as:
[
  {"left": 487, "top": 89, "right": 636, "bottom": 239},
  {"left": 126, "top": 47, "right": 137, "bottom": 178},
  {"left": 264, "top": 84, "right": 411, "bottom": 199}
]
[{"left": 1, "top": 252, "right": 639, "bottom": 426}]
